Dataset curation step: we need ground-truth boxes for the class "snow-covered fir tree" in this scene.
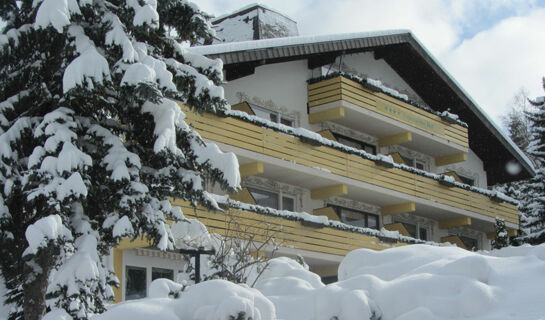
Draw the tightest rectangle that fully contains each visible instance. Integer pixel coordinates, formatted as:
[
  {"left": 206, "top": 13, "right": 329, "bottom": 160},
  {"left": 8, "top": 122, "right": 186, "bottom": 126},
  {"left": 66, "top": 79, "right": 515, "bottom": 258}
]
[
  {"left": 491, "top": 217, "right": 509, "bottom": 249},
  {"left": 0, "top": 1, "right": 240, "bottom": 319},
  {"left": 518, "top": 78, "right": 545, "bottom": 244}
]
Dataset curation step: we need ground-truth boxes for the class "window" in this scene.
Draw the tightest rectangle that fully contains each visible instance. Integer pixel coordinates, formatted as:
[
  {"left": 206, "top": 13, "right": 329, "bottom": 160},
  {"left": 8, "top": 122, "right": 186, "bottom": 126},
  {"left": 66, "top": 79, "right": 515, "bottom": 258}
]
[
  {"left": 125, "top": 266, "right": 147, "bottom": 300},
  {"left": 394, "top": 219, "right": 429, "bottom": 240},
  {"left": 334, "top": 134, "right": 376, "bottom": 155},
  {"left": 247, "top": 187, "right": 296, "bottom": 211},
  {"left": 321, "top": 275, "right": 338, "bottom": 284},
  {"left": 459, "top": 235, "right": 478, "bottom": 251},
  {"left": 251, "top": 104, "right": 295, "bottom": 127},
  {"left": 400, "top": 155, "right": 426, "bottom": 170},
  {"left": 330, "top": 205, "right": 379, "bottom": 229},
  {"left": 152, "top": 268, "right": 174, "bottom": 281},
  {"left": 458, "top": 175, "right": 475, "bottom": 186}
]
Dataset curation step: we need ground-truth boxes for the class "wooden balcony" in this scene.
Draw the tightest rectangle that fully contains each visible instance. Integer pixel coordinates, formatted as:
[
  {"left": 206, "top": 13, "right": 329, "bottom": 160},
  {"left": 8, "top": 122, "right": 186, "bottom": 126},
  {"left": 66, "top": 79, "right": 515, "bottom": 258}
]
[
  {"left": 181, "top": 104, "right": 518, "bottom": 228},
  {"left": 308, "top": 76, "right": 469, "bottom": 157},
  {"left": 171, "top": 200, "right": 399, "bottom": 255}
]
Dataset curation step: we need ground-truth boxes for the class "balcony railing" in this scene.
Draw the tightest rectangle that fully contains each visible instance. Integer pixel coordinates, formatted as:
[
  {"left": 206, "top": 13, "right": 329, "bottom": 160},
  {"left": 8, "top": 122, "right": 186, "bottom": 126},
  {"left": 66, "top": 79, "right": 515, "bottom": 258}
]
[
  {"left": 181, "top": 105, "right": 518, "bottom": 226},
  {"left": 308, "top": 75, "right": 469, "bottom": 149},
  {"left": 170, "top": 200, "right": 404, "bottom": 256}
]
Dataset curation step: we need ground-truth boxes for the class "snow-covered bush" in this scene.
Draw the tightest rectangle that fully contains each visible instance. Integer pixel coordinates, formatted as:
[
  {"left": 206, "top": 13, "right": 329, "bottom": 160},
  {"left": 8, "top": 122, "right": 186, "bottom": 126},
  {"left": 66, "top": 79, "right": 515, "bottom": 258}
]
[
  {"left": 0, "top": 1, "right": 239, "bottom": 319},
  {"left": 492, "top": 217, "right": 509, "bottom": 249}
]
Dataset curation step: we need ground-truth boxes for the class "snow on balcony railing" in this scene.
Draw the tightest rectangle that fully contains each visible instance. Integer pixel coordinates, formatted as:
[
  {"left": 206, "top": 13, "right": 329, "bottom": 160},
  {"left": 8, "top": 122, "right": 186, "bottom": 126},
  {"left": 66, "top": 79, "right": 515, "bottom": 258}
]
[
  {"left": 219, "top": 108, "right": 517, "bottom": 206},
  {"left": 307, "top": 72, "right": 468, "bottom": 128},
  {"left": 208, "top": 194, "right": 443, "bottom": 246}
]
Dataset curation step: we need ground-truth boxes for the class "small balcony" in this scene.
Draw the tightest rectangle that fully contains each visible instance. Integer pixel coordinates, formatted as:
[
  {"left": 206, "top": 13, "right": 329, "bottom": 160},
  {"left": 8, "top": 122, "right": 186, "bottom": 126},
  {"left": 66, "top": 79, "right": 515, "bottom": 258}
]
[{"left": 307, "top": 75, "right": 469, "bottom": 158}]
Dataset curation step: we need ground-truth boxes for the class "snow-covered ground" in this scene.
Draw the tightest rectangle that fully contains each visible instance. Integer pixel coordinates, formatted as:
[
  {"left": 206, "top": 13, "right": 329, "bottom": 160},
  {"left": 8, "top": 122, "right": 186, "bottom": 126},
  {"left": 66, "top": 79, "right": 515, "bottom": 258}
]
[{"left": 72, "top": 243, "right": 545, "bottom": 320}]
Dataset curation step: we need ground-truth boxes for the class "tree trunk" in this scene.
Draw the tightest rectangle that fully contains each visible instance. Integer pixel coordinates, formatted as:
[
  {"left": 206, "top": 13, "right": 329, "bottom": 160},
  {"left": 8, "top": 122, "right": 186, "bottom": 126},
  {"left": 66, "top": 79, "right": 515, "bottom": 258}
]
[{"left": 23, "top": 247, "right": 55, "bottom": 320}]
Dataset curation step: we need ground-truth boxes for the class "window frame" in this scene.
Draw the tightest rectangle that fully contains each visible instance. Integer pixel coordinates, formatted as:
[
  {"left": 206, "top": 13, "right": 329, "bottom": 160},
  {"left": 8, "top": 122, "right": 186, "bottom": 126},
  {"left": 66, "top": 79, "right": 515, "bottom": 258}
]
[
  {"left": 393, "top": 218, "right": 430, "bottom": 241},
  {"left": 457, "top": 234, "right": 479, "bottom": 251},
  {"left": 333, "top": 133, "right": 376, "bottom": 155},
  {"left": 400, "top": 154, "right": 427, "bottom": 171},
  {"left": 247, "top": 186, "right": 297, "bottom": 211},
  {"left": 250, "top": 104, "right": 295, "bottom": 127},
  {"left": 151, "top": 267, "right": 174, "bottom": 282},
  {"left": 457, "top": 174, "right": 475, "bottom": 186},
  {"left": 328, "top": 205, "right": 379, "bottom": 229},
  {"left": 125, "top": 265, "right": 147, "bottom": 301}
]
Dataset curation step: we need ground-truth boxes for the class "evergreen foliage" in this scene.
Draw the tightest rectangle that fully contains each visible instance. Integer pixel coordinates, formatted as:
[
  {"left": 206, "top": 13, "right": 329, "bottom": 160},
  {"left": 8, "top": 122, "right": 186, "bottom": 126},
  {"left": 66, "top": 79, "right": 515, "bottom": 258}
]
[
  {"left": 518, "top": 78, "right": 545, "bottom": 244},
  {"left": 492, "top": 217, "right": 509, "bottom": 249},
  {"left": 0, "top": 1, "right": 240, "bottom": 319}
]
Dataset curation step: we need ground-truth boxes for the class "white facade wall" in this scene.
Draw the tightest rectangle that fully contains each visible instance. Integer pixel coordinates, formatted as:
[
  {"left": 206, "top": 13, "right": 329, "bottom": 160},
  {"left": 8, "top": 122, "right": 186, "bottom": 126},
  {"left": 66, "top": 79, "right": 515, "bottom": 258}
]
[{"left": 223, "top": 60, "right": 311, "bottom": 129}]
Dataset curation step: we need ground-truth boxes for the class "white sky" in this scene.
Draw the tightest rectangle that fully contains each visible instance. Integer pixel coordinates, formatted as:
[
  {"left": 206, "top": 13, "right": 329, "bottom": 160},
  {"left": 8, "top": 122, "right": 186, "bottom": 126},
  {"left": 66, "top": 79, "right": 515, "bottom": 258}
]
[{"left": 196, "top": 0, "right": 545, "bottom": 127}]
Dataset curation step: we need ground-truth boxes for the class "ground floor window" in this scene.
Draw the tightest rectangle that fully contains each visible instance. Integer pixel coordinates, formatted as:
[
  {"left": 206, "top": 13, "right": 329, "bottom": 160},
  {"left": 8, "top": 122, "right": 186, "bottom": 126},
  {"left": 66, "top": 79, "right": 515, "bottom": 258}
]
[
  {"left": 459, "top": 235, "right": 479, "bottom": 251},
  {"left": 152, "top": 267, "right": 174, "bottom": 281},
  {"left": 125, "top": 266, "right": 147, "bottom": 300},
  {"left": 321, "top": 275, "right": 338, "bottom": 284}
]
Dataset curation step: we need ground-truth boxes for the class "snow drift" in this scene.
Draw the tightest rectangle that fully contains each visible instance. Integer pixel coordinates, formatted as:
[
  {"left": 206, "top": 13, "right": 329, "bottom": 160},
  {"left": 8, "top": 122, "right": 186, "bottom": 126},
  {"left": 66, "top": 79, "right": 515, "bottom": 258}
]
[{"left": 59, "top": 244, "right": 545, "bottom": 320}]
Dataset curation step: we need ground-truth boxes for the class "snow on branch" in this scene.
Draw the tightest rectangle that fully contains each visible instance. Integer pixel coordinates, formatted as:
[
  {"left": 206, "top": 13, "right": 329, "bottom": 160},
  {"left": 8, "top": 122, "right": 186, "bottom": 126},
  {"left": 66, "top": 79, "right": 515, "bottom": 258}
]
[
  {"left": 127, "top": 0, "right": 159, "bottom": 28},
  {"left": 0, "top": 117, "right": 34, "bottom": 160},
  {"left": 165, "top": 58, "right": 225, "bottom": 102},
  {"left": 34, "top": 0, "right": 81, "bottom": 33},
  {"left": 23, "top": 214, "right": 73, "bottom": 256},
  {"left": 141, "top": 99, "right": 188, "bottom": 154},
  {"left": 63, "top": 27, "right": 111, "bottom": 93},
  {"left": 173, "top": 41, "right": 223, "bottom": 77},
  {"left": 88, "top": 124, "right": 141, "bottom": 181},
  {"left": 189, "top": 136, "right": 241, "bottom": 189},
  {"left": 104, "top": 14, "right": 137, "bottom": 62}
]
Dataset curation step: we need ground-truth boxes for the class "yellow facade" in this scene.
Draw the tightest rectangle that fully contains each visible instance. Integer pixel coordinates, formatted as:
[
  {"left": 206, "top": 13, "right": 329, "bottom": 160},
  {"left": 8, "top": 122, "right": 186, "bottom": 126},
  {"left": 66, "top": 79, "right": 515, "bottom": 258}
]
[{"left": 182, "top": 104, "right": 518, "bottom": 225}]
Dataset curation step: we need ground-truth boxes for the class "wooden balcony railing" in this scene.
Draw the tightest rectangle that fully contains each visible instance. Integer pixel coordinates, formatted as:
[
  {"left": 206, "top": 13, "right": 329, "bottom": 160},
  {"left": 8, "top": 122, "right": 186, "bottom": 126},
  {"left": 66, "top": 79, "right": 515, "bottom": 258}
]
[
  {"left": 171, "top": 200, "right": 400, "bottom": 256},
  {"left": 308, "top": 76, "right": 469, "bottom": 149},
  {"left": 181, "top": 105, "right": 518, "bottom": 226}
]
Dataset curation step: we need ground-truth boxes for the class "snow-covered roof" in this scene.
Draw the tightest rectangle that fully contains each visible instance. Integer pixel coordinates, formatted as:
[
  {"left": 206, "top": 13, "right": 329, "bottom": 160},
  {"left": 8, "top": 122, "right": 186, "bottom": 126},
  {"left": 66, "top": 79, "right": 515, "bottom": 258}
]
[
  {"left": 211, "top": 3, "right": 297, "bottom": 24},
  {"left": 190, "top": 30, "right": 536, "bottom": 184},
  {"left": 210, "top": 3, "right": 299, "bottom": 43},
  {"left": 191, "top": 30, "right": 409, "bottom": 55}
]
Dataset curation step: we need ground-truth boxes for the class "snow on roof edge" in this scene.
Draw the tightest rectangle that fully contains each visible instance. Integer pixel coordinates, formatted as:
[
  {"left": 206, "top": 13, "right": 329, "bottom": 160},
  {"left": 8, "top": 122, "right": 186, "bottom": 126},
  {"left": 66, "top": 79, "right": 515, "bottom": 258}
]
[
  {"left": 189, "top": 29, "right": 411, "bottom": 55},
  {"left": 211, "top": 3, "right": 297, "bottom": 24},
  {"left": 406, "top": 32, "right": 536, "bottom": 176}
]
